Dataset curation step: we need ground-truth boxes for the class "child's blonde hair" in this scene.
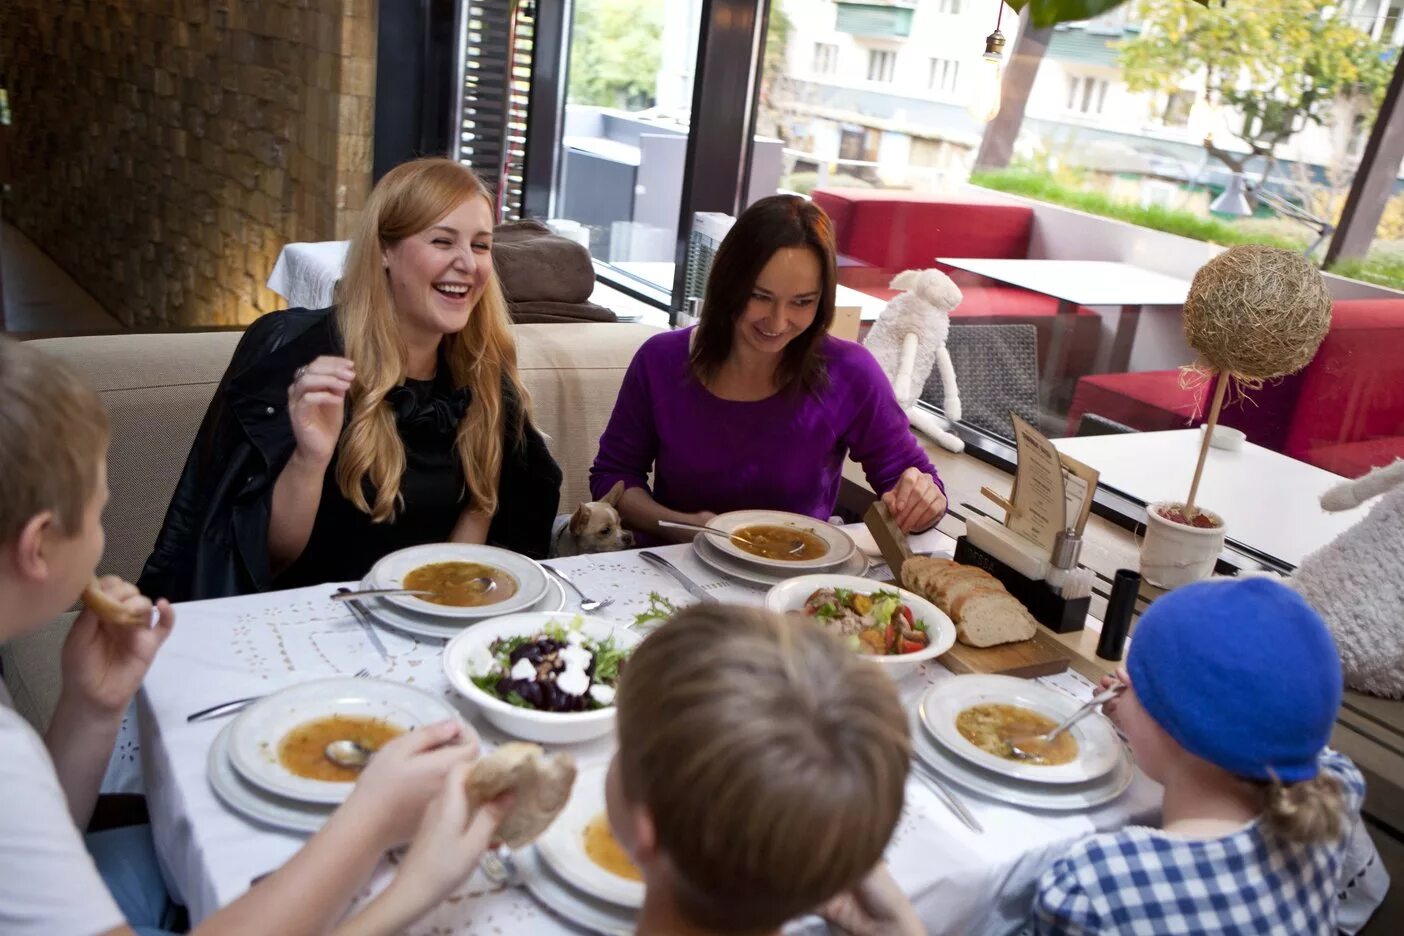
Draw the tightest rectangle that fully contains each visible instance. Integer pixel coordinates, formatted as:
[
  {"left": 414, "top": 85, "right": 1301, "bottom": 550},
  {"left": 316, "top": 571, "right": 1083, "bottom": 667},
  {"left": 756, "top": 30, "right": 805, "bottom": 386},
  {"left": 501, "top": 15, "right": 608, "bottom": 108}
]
[
  {"left": 616, "top": 605, "right": 911, "bottom": 933},
  {"left": 1256, "top": 772, "right": 1347, "bottom": 844},
  {"left": 0, "top": 337, "right": 109, "bottom": 546}
]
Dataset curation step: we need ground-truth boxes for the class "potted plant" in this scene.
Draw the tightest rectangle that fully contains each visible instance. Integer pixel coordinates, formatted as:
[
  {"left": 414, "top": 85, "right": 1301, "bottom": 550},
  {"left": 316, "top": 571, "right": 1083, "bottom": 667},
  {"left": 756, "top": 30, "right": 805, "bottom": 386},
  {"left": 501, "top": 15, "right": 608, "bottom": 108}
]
[{"left": 1138, "top": 245, "right": 1331, "bottom": 588}]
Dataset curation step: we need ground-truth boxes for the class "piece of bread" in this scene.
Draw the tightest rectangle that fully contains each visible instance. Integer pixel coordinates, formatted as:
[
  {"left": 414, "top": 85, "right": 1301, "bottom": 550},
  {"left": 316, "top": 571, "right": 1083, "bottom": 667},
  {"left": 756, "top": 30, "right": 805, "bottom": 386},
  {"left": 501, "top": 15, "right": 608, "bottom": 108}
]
[
  {"left": 900, "top": 556, "right": 958, "bottom": 594},
  {"left": 949, "top": 589, "right": 1038, "bottom": 648},
  {"left": 467, "top": 742, "right": 577, "bottom": 848},
  {"left": 936, "top": 571, "right": 1004, "bottom": 616},
  {"left": 81, "top": 577, "right": 149, "bottom": 628}
]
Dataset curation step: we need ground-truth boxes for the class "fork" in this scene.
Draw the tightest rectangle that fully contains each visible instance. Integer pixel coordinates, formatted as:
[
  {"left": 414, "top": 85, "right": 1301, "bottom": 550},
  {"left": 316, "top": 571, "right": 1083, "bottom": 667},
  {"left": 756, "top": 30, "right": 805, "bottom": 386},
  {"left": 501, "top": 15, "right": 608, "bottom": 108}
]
[
  {"left": 542, "top": 564, "right": 612, "bottom": 612},
  {"left": 186, "top": 667, "right": 372, "bottom": 723}
]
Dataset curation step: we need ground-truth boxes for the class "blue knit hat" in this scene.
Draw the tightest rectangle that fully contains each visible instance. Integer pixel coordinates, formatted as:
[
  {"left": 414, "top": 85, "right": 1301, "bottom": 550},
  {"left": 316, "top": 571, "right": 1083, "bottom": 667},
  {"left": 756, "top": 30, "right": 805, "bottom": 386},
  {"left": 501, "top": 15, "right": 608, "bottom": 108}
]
[{"left": 1126, "top": 578, "right": 1341, "bottom": 783}]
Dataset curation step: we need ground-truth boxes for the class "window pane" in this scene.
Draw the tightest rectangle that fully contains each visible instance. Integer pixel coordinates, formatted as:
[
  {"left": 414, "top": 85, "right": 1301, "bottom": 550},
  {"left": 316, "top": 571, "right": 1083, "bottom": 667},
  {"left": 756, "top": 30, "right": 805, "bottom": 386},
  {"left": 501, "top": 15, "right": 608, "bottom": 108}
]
[
  {"left": 749, "top": 0, "right": 1402, "bottom": 563},
  {"left": 556, "top": 0, "right": 703, "bottom": 297}
]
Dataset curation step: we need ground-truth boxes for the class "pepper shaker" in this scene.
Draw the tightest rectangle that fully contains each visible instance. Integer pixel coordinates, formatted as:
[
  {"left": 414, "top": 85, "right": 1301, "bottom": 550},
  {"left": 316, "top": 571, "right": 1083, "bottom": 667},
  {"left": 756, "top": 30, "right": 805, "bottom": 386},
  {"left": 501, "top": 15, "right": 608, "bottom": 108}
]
[{"left": 1096, "top": 569, "right": 1141, "bottom": 661}]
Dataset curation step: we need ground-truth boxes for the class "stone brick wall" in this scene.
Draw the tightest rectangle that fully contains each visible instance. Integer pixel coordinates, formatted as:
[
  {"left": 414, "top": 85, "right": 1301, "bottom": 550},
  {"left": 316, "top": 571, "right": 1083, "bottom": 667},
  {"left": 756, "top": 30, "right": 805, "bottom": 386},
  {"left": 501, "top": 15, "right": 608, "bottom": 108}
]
[{"left": 0, "top": 0, "right": 376, "bottom": 328}]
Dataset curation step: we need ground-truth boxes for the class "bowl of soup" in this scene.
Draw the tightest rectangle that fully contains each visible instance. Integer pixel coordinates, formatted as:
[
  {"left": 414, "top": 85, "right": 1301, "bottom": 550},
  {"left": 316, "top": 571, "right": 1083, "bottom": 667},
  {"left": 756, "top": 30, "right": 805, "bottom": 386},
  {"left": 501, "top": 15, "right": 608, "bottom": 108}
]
[
  {"left": 368, "top": 543, "right": 549, "bottom": 618},
  {"left": 704, "top": 510, "right": 857, "bottom": 571}
]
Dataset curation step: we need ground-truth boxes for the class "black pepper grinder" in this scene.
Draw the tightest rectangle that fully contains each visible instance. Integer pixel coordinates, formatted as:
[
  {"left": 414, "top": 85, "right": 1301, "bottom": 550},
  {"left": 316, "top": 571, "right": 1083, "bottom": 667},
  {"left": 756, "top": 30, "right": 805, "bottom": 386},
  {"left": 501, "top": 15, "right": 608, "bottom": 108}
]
[{"left": 1096, "top": 569, "right": 1141, "bottom": 662}]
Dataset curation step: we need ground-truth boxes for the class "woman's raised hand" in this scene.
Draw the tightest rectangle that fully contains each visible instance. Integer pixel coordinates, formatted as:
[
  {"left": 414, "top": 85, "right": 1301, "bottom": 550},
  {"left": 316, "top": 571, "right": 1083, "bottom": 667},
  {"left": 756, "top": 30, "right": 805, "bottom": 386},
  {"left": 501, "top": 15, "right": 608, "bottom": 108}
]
[
  {"left": 288, "top": 356, "right": 355, "bottom": 465},
  {"left": 881, "top": 467, "right": 947, "bottom": 534}
]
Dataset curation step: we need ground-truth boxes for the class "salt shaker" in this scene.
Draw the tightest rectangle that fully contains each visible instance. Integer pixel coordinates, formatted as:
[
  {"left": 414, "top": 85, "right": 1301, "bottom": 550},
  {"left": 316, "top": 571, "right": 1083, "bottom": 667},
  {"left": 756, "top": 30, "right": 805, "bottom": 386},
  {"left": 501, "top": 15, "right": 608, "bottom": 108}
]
[
  {"left": 1045, "top": 528, "right": 1083, "bottom": 593},
  {"left": 1096, "top": 568, "right": 1141, "bottom": 661}
]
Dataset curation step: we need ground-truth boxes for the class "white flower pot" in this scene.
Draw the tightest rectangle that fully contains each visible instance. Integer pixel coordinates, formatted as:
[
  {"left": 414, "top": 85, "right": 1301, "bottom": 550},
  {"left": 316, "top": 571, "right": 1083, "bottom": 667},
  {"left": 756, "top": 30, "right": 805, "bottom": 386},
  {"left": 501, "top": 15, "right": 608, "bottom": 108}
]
[{"left": 1139, "top": 502, "right": 1226, "bottom": 589}]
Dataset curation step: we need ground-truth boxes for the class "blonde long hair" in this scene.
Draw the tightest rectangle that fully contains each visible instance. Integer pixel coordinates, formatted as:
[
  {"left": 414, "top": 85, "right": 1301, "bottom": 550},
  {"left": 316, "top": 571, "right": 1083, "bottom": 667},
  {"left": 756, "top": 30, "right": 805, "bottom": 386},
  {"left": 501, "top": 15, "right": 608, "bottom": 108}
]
[{"left": 333, "top": 158, "right": 528, "bottom": 522}]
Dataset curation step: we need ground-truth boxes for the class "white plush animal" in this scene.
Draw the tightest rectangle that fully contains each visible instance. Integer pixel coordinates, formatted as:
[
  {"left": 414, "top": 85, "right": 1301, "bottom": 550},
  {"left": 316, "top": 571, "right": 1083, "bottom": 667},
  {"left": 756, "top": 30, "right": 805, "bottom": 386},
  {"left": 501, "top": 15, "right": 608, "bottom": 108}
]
[
  {"left": 1293, "top": 459, "right": 1404, "bottom": 698},
  {"left": 862, "top": 269, "right": 964, "bottom": 453}
]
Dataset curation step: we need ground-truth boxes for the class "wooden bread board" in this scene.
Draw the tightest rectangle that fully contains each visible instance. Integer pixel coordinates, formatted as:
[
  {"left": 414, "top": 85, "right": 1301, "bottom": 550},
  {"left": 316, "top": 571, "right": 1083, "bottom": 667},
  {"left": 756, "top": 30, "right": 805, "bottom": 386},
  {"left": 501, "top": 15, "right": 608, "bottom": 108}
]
[
  {"left": 937, "top": 624, "right": 1072, "bottom": 678},
  {"left": 863, "top": 501, "right": 1071, "bottom": 678}
]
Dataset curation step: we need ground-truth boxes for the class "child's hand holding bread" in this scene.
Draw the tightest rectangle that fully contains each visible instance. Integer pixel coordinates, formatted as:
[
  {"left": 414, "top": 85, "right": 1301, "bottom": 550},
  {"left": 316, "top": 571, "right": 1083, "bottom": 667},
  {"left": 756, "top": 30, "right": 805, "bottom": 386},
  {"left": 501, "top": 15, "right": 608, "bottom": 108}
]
[{"left": 60, "top": 575, "right": 175, "bottom": 715}]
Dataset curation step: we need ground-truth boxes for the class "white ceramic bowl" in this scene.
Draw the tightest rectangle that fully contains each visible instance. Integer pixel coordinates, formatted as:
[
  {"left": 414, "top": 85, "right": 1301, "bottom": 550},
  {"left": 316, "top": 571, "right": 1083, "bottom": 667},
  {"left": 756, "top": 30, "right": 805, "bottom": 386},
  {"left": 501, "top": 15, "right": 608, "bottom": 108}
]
[
  {"left": 369, "top": 543, "right": 549, "bottom": 619},
  {"left": 1201, "top": 423, "right": 1246, "bottom": 451},
  {"left": 705, "top": 510, "right": 856, "bottom": 571},
  {"left": 765, "top": 574, "right": 955, "bottom": 679},
  {"left": 442, "top": 612, "right": 641, "bottom": 745}
]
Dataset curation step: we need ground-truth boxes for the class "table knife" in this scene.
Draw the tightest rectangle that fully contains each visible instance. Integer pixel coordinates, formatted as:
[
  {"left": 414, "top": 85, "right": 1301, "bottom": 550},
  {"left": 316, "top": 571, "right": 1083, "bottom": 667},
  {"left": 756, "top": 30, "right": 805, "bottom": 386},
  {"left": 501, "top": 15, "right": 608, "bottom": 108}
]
[
  {"left": 638, "top": 551, "right": 717, "bottom": 604},
  {"left": 335, "top": 587, "right": 392, "bottom": 662},
  {"left": 910, "top": 759, "right": 984, "bottom": 834}
]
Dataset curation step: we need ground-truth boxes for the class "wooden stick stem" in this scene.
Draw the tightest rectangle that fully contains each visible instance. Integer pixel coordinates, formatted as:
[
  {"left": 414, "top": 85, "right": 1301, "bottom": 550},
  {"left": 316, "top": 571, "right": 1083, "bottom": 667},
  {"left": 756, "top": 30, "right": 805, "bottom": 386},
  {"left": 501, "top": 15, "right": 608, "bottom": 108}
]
[{"left": 1186, "top": 375, "right": 1230, "bottom": 514}]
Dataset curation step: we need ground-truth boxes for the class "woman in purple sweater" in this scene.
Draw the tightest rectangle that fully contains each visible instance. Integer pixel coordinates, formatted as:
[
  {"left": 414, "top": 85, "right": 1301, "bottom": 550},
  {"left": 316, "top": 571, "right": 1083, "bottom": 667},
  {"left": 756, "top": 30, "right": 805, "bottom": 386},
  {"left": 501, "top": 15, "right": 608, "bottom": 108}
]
[{"left": 590, "top": 195, "right": 946, "bottom": 543}]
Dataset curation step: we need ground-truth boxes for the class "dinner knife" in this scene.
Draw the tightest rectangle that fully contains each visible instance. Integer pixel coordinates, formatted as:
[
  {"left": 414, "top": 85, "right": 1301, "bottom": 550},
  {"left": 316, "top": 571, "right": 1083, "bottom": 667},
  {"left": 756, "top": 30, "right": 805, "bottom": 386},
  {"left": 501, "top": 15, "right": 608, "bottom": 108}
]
[
  {"left": 638, "top": 551, "right": 718, "bottom": 604},
  {"left": 330, "top": 587, "right": 435, "bottom": 601},
  {"left": 335, "top": 587, "right": 392, "bottom": 663},
  {"left": 910, "top": 759, "right": 984, "bottom": 834}
]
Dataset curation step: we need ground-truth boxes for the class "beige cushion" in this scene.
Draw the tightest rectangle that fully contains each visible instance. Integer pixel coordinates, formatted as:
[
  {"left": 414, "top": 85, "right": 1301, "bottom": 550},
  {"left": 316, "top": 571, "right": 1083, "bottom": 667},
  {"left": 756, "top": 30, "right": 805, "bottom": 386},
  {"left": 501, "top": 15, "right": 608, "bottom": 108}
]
[{"left": 2, "top": 322, "right": 658, "bottom": 729}]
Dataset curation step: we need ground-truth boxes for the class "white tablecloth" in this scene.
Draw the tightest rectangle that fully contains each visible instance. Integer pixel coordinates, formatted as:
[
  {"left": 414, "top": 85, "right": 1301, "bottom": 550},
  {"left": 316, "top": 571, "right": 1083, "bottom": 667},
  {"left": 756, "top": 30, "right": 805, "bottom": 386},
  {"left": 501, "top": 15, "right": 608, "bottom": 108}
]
[{"left": 139, "top": 531, "right": 1160, "bottom": 935}]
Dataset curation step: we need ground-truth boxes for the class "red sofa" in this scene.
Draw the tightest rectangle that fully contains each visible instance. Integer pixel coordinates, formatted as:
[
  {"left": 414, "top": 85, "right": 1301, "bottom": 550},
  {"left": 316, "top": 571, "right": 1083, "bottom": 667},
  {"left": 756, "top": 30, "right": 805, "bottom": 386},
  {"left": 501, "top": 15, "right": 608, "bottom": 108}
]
[
  {"left": 1065, "top": 299, "right": 1404, "bottom": 478},
  {"left": 810, "top": 188, "right": 1102, "bottom": 377}
]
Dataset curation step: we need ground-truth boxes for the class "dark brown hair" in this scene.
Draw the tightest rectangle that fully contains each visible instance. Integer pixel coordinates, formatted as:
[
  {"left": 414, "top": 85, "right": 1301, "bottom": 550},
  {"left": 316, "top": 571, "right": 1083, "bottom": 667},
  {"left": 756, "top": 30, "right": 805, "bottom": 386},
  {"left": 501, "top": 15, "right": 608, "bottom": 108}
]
[
  {"left": 689, "top": 195, "right": 838, "bottom": 395},
  {"left": 616, "top": 605, "right": 910, "bottom": 933}
]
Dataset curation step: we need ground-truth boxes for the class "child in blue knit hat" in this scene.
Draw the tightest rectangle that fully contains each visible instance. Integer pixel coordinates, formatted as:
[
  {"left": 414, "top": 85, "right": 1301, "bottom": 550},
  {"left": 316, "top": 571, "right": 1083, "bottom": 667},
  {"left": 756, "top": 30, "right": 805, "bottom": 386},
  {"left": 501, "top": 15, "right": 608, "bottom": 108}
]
[{"left": 1032, "top": 577, "right": 1376, "bottom": 935}]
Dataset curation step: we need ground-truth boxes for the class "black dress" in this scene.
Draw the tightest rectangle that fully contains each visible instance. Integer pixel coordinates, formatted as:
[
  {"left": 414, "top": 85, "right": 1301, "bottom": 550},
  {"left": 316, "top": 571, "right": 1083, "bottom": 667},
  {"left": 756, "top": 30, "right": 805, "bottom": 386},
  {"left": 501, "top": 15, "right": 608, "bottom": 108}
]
[
  {"left": 138, "top": 307, "right": 563, "bottom": 602},
  {"left": 275, "top": 369, "right": 473, "bottom": 589}
]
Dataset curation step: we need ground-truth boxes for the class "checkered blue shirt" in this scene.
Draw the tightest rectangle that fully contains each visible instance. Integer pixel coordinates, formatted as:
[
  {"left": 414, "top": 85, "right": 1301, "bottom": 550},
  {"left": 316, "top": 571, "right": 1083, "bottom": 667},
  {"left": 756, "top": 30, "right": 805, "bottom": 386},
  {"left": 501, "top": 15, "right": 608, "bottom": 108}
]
[{"left": 1033, "top": 751, "right": 1366, "bottom": 935}]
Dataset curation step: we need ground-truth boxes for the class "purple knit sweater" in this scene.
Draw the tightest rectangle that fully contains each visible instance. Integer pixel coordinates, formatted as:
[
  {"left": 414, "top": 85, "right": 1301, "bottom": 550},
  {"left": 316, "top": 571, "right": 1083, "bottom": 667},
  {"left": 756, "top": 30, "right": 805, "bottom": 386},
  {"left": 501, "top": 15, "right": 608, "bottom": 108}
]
[{"left": 589, "top": 327, "right": 942, "bottom": 522}]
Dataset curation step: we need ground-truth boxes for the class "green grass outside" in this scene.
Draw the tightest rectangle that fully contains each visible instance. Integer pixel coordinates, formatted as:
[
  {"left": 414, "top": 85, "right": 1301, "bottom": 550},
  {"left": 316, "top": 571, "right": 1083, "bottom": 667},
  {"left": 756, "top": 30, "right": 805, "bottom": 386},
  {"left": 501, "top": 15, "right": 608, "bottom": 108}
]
[
  {"left": 969, "top": 169, "right": 1303, "bottom": 250},
  {"left": 969, "top": 169, "right": 1404, "bottom": 291}
]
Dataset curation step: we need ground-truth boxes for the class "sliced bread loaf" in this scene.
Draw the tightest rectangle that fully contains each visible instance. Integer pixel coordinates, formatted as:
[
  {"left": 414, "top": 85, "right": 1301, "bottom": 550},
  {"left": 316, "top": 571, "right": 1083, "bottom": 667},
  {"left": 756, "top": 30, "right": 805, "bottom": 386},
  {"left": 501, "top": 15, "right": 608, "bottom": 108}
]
[{"left": 949, "top": 588, "right": 1038, "bottom": 648}]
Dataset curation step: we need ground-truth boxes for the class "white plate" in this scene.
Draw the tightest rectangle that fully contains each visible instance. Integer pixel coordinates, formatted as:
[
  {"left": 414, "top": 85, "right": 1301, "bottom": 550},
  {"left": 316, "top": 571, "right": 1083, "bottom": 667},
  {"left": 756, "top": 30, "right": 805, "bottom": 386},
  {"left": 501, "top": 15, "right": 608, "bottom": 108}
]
[
  {"left": 227, "top": 677, "right": 466, "bottom": 804},
  {"left": 537, "top": 765, "right": 645, "bottom": 908},
  {"left": 368, "top": 543, "right": 549, "bottom": 619},
  {"left": 705, "top": 510, "right": 856, "bottom": 571},
  {"left": 519, "top": 847, "right": 636, "bottom": 936},
  {"left": 693, "top": 534, "right": 869, "bottom": 588},
  {"left": 918, "top": 676, "right": 1121, "bottom": 785},
  {"left": 765, "top": 574, "right": 955, "bottom": 679},
  {"left": 910, "top": 710, "right": 1135, "bottom": 811},
  {"left": 207, "top": 722, "right": 333, "bottom": 834},
  {"left": 443, "top": 612, "right": 641, "bottom": 745},
  {"left": 357, "top": 574, "right": 568, "bottom": 640}
]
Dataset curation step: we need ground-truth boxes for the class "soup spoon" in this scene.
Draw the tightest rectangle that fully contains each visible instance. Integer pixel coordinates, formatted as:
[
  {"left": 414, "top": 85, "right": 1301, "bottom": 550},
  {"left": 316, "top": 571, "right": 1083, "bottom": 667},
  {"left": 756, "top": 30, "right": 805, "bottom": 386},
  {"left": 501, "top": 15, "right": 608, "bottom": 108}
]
[
  {"left": 656, "top": 520, "right": 806, "bottom": 555},
  {"left": 324, "top": 739, "right": 375, "bottom": 770},
  {"left": 1008, "top": 682, "right": 1123, "bottom": 762}
]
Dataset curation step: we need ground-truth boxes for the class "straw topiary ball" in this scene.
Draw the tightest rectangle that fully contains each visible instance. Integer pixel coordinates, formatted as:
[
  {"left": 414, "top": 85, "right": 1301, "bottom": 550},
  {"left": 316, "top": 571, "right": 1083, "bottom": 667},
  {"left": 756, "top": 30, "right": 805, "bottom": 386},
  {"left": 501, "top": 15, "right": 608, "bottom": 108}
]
[{"left": 1183, "top": 245, "right": 1332, "bottom": 381}]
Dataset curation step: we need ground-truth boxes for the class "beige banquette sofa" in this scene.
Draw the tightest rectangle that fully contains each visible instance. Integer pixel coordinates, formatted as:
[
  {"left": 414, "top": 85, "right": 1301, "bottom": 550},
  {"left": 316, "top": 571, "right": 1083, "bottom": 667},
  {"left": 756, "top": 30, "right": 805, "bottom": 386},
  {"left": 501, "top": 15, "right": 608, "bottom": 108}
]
[{"left": 1, "top": 322, "right": 661, "bottom": 730}]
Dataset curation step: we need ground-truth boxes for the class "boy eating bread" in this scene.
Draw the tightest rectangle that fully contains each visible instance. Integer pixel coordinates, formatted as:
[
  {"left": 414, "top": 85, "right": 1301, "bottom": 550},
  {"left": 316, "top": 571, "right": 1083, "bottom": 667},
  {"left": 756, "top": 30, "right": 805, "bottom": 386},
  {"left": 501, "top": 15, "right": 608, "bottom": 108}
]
[{"left": 0, "top": 336, "right": 507, "bottom": 936}]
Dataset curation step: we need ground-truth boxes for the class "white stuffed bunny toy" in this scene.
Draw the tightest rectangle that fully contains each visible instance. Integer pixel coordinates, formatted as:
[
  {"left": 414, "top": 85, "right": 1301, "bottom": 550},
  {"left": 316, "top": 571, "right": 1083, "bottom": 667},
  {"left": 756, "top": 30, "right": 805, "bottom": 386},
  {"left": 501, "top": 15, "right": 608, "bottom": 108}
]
[
  {"left": 1293, "top": 458, "right": 1404, "bottom": 698},
  {"left": 862, "top": 268, "right": 965, "bottom": 453}
]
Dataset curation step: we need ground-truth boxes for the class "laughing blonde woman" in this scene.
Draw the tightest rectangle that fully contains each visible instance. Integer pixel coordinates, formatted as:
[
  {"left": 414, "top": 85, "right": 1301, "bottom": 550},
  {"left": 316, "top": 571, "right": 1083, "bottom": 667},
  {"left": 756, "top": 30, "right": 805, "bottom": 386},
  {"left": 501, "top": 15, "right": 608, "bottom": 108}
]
[{"left": 139, "top": 159, "right": 562, "bottom": 601}]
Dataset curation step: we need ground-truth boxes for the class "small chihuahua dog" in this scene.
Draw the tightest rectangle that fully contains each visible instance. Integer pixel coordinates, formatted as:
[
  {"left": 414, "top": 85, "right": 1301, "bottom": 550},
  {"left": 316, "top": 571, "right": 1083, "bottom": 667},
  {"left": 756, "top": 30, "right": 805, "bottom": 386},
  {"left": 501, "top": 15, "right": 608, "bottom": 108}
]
[{"left": 551, "top": 480, "right": 634, "bottom": 557}]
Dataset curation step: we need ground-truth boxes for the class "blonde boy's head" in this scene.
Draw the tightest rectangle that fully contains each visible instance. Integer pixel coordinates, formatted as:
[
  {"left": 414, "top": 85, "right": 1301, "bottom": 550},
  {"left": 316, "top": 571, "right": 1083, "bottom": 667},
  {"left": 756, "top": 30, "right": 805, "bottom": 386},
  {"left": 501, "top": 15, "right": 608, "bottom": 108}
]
[
  {"left": 614, "top": 605, "right": 911, "bottom": 933},
  {"left": 0, "top": 336, "right": 109, "bottom": 551},
  {"left": 0, "top": 335, "right": 109, "bottom": 628}
]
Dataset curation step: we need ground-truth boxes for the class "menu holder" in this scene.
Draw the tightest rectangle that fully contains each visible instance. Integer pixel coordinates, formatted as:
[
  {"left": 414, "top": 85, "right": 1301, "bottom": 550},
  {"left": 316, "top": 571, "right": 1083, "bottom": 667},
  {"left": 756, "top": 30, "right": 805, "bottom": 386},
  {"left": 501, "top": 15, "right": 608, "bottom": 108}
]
[{"left": 953, "top": 536, "right": 1090, "bottom": 635}]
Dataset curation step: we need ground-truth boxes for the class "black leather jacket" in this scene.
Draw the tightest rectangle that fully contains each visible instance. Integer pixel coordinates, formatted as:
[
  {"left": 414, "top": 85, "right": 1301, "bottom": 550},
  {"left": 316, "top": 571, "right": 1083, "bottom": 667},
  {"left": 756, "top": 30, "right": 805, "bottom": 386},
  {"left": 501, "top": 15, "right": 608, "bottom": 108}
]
[{"left": 137, "top": 307, "right": 562, "bottom": 602}]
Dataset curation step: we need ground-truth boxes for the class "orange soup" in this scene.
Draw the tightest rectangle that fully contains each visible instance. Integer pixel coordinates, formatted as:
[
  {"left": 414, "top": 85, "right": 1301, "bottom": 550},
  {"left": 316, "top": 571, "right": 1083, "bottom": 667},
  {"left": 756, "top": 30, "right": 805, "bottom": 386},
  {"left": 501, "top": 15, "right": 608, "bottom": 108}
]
[
  {"left": 955, "top": 703, "right": 1078, "bottom": 766},
  {"left": 732, "top": 524, "right": 828, "bottom": 561},
  {"left": 276, "top": 715, "right": 404, "bottom": 782},
  {"left": 404, "top": 561, "right": 518, "bottom": 607},
  {"left": 583, "top": 811, "right": 642, "bottom": 882}
]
